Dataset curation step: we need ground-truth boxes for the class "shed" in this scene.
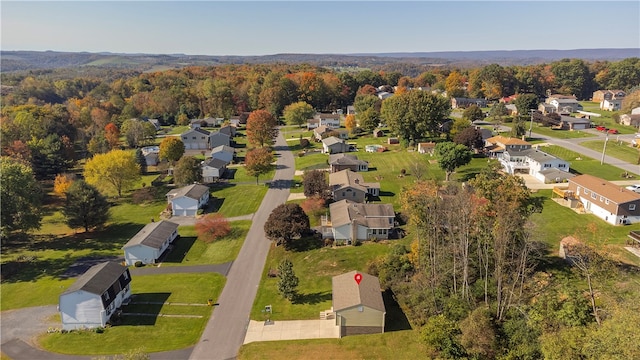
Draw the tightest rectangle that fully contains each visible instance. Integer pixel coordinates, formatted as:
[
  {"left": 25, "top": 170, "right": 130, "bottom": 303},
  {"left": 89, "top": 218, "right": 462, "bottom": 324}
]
[
  {"left": 123, "top": 221, "right": 179, "bottom": 265},
  {"left": 332, "top": 271, "right": 385, "bottom": 337},
  {"left": 387, "top": 138, "right": 399, "bottom": 145}
]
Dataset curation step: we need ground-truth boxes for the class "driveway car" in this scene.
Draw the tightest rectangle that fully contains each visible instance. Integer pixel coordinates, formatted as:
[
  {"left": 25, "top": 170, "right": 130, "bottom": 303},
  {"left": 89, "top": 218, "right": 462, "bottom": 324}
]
[{"left": 625, "top": 184, "right": 640, "bottom": 193}]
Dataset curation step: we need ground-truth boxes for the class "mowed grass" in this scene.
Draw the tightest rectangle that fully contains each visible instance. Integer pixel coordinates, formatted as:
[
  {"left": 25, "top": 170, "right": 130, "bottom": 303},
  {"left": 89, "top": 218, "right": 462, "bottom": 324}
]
[
  {"left": 251, "top": 239, "right": 409, "bottom": 321},
  {"left": 580, "top": 101, "right": 637, "bottom": 134},
  {"left": 529, "top": 124, "right": 593, "bottom": 139},
  {"left": 539, "top": 145, "right": 632, "bottom": 180},
  {"left": 39, "top": 273, "right": 225, "bottom": 355},
  {"left": 162, "top": 221, "right": 250, "bottom": 266},
  {"left": 210, "top": 183, "right": 267, "bottom": 217},
  {"left": 578, "top": 140, "right": 640, "bottom": 165},
  {"left": 238, "top": 330, "right": 426, "bottom": 360}
]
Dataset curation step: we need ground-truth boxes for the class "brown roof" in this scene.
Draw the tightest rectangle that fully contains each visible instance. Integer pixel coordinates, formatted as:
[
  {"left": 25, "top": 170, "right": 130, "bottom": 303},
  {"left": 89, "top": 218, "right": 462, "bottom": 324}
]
[
  {"left": 332, "top": 271, "right": 385, "bottom": 312},
  {"left": 329, "top": 169, "right": 379, "bottom": 192},
  {"left": 486, "top": 136, "right": 531, "bottom": 146},
  {"left": 569, "top": 174, "right": 640, "bottom": 204},
  {"left": 329, "top": 199, "right": 395, "bottom": 228}
]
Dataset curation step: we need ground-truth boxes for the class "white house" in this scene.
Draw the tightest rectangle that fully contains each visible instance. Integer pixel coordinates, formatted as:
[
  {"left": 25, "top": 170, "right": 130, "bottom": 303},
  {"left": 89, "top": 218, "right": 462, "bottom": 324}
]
[
  {"left": 123, "top": 221, "right": 179, "bottom": 265},
  {"left": 141, "top": 146, "right": 160, "bottom": 166},
  {"left": 314, "top": 113, "right": 341, "bottom": 128},
  {"left": 499, "top": 148, "right": 570, "bottom": 182},
  {"left": 549, "top": 98, "right": 582, "bottom": 113},
  {"left": 59, "top": 262, "right": 132, "bottom": 330},
  {"left": 600, "top": 98, "right": 622, "bottom": 111},
  {"left": 210, "top": 145, "right": 235, "bottom": 163},
  {"left": 166, "top": 184, "right": 210, "bottom": 216},
  {"left": 201, "top": 158, "right": 228, "bottom": 182},
  {"left": 332, "top": 271, "right": 386, "bottom": 337},
  {"left": 325, "top": 199, "right": 394, "bottom": 244},
  {"left": 322, "top": 136, "right": 350, "bottom": 154}
]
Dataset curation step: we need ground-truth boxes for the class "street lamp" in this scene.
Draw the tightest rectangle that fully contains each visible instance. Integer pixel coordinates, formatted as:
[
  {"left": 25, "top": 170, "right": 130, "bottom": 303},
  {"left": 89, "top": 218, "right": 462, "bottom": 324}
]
[{"left": 600, "top": 132, "right": 609, "bottom": 165}]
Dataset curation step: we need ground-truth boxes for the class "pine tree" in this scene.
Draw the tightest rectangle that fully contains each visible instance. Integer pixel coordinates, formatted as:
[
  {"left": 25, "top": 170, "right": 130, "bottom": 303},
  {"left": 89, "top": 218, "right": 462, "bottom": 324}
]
[
  {"left": 277, "top": 259, "right": 299, "bottom": 301},
  {"left": 135, "top": 148, "right": 147, "bottom": 175},
  {"left": 62, "top": 180, "right": 110, "bottom": 232}
]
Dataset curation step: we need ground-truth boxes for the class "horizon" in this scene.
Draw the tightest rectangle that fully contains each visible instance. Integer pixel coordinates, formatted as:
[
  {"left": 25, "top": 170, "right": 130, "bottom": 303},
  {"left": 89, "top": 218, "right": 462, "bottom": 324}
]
[{"left": 2, "top": 1, "right": 639, "bottom": 56}]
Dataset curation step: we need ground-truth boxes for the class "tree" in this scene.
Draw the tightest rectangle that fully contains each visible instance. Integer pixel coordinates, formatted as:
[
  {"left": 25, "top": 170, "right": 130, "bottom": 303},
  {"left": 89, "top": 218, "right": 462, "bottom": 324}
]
[
  {"left": 135, "top": 148, "right": 147, "bottom": 175},
  {"left": 450, "top": 118, "right": 472, "bottom": 137},
  {"left": 0, "top": 157, "right": 43, "bottom": 234},
  {"left": 121, "top": 119, "right": 156, "bottom": 148},
  {"left": 53, "top": 173, "right": 76, "bottom": 196},
  {"left": 104, "top": 122, "right": 120, "bottom": 149},
  {"left": 245, "top": 147, "right": 274, "bottom": 185},
  {"left": 514, "top": 93, "right": 539, "bottom": 116},
  {"left": 195, "top": 213, "right": 231, "bottom": 243},
  {"left": 173, "top": 156, "right": 202, "bottom": 186},
  {"left": 434, "top": 142, "right": 472, "bottom": 181},
  {"left": 277, "top": 259, "right": 299, "bottom": 301},
  {"left": 87, "top": 133, "right": 110, "bottom": 156},
  {"left": 302, "top": 170, "right": 329, "bottom": 199},
  {"left": 344, "top": 114, "right": 357, "bottom": 134},
  {"left": 445, "top": 71, "right": 466, "bottom": 98},
  {"left": 159, "top": 137, "right": 185, "bottom": 163},
  {"left": 84, "top": 149, "right": 141, "bottom": 197},
  {"left": 28, "top": 133, "right": 73, "bottom": 180},
  {"left": 454, "top": 126, "right": 484, "bottom": 151},
  {"left": 462, "top": 105, "right": 484, "bottom": 122},
  {"left": 510, "top": 120, "right": 527, "bottom": 138},
  {"left": 283, "top": 101, "right": 315, "bottom": 127},
  {"left": 246, "top": 110, "right": 278, "bottom": 147},
  {"left": 489, "top": 102, "right": 509, "bottom": 118},
  {"left": 264, "top": 203, "right": 310, "bottom": 249},
  {"left": 62, "top": 180, "right": 110, "bottom": 232}
]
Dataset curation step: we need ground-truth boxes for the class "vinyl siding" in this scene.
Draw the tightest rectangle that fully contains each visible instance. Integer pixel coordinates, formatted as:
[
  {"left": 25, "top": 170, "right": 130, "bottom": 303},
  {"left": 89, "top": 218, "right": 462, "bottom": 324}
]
[{"left": 336, "top": 305, "right": 385, "bottom": 328}]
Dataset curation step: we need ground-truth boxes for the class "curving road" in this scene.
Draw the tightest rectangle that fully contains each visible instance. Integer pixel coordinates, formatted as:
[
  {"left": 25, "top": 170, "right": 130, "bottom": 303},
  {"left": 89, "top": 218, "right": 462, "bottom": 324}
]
[{"left": 189, "top": 130, "right": 294, "bottom": 360}]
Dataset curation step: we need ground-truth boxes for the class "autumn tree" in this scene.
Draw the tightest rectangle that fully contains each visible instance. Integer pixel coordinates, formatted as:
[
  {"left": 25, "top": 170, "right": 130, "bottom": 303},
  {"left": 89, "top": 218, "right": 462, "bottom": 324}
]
[
  {"left": 159, "top": 137, "right": 185, "bottom": 163},
  {"left": 245, "top": 147, "right": 274, "bottom": 185},
  {"left": 277, "top": 259, "right": 299, "bottom": 301},
  {"left": 445, "top": 71, "right": 466, "bottom": 98},
  {"left": 173, "top": 156, "right": 202, "bottom": 186},
  {"left": 62, "top": 180, "right": 110, "bottom": 232},
  {"left": 104, "top": 122, "right": 120, "bottom": 149},
  {"left": 84, "top": 149, "right": 141, "bottom": 197},
  {"left": 195, "top": 213, "right": 231, "bottom": 243},
  {"left": 454, "top": 126, "right": 484, "bottom": 151},
  {"left": 264, "top": 203, "right": 310, "bottom": 249},
  {"left": 344, "top": 114, "right": 357, "bottom": 134},
  {"left": 53, "top": 173, "right": 76, "bottom": 196},
  {"left": 462, "top": 105, "right": 484, "bottom": 122},
  {"left": 302, "top": 169, "right": 329, "bottom": 199},
  {"left": 283, "top": 101, "right": 315, "bottom": 127},
  {"left": 121, "top": 119, "right": 156, "bottom": 148},
  {"left": 0, "top": 157, "right": 43, "bottom": 234},
  {"left": 246, "top": 110, "right": 278, "bottom": 147},
  {"left": 435, "top": 142, "right": 472, "bottom": 181}
]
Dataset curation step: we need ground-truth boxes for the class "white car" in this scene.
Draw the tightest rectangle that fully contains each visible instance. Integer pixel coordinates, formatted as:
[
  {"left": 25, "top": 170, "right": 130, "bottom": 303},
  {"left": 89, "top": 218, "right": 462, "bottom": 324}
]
[{"left": 626, "top": 184, "right": 640, "bottom": 193}]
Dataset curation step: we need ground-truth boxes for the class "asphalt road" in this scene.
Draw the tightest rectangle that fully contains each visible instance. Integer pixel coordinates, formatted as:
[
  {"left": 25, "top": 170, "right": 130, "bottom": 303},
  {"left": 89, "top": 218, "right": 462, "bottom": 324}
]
[{"left": 189, "top": 130, "right": 294, "bottom": 360}]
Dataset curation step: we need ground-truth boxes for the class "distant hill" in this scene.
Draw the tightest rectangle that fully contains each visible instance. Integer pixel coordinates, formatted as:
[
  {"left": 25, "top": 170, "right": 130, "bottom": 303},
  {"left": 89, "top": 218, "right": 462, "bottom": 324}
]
[{"left": 1, "top": 48, "right": 638, "bottom": 73}]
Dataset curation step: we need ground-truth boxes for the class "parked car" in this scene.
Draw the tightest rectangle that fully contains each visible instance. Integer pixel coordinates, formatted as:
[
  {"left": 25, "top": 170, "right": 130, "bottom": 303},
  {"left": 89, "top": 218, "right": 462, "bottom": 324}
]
[
  {"left": 596, "top": 126, "right": 607, "bottom": 131},
  {"left": 607, "top": 129, "right": 619, "bottom": 134},
  {"left": 625, "top": 184, "right": 640, "bottom": 193}
]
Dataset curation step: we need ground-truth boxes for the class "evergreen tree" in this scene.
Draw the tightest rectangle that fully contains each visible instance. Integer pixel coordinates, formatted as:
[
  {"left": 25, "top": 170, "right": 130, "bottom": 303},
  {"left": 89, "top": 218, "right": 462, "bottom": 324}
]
[
  {"left": 277, "top": 259, "right": 299, "bottom": 301},
  {"left": 63, "top": 180, "right": 110, "bottom": 232},
  {"left": 135, "top": 148, "right": 147, "bottom": 175}
]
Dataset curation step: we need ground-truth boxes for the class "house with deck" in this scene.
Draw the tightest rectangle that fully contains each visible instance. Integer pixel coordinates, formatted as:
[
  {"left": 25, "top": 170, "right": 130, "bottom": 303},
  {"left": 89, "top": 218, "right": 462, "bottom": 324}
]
[
  {"left": 123, "top": 221, "right": 179, "bottom": 265},
  {"left": 325, "top": 200, "right": 395, "bottom": 244},
  {"left": 566, "top": 174, "right": 640, "bottom": 225}
]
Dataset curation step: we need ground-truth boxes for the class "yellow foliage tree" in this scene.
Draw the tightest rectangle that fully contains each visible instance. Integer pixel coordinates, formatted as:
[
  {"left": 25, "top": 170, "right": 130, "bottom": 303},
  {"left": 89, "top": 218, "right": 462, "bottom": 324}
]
[
  {"left": 53, "top": 173, "right": 75, "bottom": 196},
  {"left": 84, "top": 149, "right": 141, "bottom": 197},
  {"left": 344, "top": 114, "right": 357, "bottom": 134}
]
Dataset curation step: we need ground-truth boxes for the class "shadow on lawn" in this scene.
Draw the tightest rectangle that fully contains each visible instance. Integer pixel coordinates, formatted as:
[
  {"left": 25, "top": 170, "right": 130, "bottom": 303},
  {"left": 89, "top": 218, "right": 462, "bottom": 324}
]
[
  {"left": 118, "top": 292, "right": 171, "bottom": 326},
  {"left": 161, "top": 237, "right": 197, "bottom": 263},
  {"left": 294, "top": 291, "right": 331, "bottom": 305}
]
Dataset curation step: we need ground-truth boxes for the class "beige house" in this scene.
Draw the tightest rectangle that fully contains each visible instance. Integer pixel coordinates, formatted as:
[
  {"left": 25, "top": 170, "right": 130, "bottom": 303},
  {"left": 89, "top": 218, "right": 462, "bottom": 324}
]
[
  {"left": 329, "top": 154, "right": 369, "bottom": 173},
  {"left": 332, "top": 271, "right": 386, "bottom": 337},
  {"left": 592, "top": 90, "right": 625, "bottom": 102},
  {"left": 325, "top": 200, "right": 395, "bottom": 244},
  {"left": 566, "top": 174, "right": 640, "bottom": 225},
  {"left": 417, "top": 142, "right": 436, "bottom": 155},
  {"left": 620, "top": 114, "right": 640, "bottom": 127},
  {"left": 329, "top": 169, "right": 379, "bottom": 203}
]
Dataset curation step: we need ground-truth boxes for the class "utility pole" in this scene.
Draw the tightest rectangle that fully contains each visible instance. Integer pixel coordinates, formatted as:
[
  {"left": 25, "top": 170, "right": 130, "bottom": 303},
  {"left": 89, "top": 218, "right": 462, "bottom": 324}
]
[
  {"left": 601, "top": 132, "right": 609, "bottom": 165},
  {"left": 528, "top": 109, "right": 534, "bottom": 138}
]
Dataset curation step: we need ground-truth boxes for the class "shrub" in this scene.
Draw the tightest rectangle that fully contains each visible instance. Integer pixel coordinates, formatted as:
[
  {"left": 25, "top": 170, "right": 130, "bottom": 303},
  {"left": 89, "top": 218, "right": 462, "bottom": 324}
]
[
  {"left": 94, "top": 327, "right": 105, "bottom": 334},
  {"left": 300, "top": 196, "right": 326, "bottom": 216},
  {"left": 134, "top": 261, "right": 144, "bottom": 267},
  {"left": 300, "top": 138, "right": 310, "bottom": 148},
  {"left": 298, "top": 152, "right": 305, "bottom": 157},
  {"left": 195, "top": 213, "right": 231, "bottom": 243}
]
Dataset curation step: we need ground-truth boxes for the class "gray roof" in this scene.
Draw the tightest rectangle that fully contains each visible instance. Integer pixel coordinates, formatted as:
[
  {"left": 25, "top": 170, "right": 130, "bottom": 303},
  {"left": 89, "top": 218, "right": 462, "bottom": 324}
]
[
  {"left": 203, "top": 157, "right": 229, "bottom": 169},
  {"left": 123, "top": 221, "right": 179, "bottom": 250},
  {"left": 329, "top": 169, "right": 379, "bottom": 192},
  {"left": 539, "top": 168, "right": 575, "bottom": 181},
  {"left": 219, "top": 125, "right": 235, "bottom": 136},
  {"left": 525, "top": 149, "right": 562, "bottom": 164},
  {"left": 332, "top": 271, "right": 385, "bottom": 312},
  {"left": 210, "top": 131, "right": 230, "bottom": 138},
  {"left": 322, "top": 136, "right": 345, "bottom": 146},
  {"left": 182, "top": 127, "right": 211, "bottom": 136},
  {"left": 329, "top": 199, "right": 395, "bottom": 228},
  {"left": 329, "top": 154, "right": 367, "bottom": 166},
  {"left": 211, "top": 145, "right": 235, "bottom": 154},
  {"left": 166, "top": 184, "right": 210, "bottom": 200},
  {"left": 560, "top": 116, "right": 590, "bottom": 124},
  {"left": 62, "top": 262, "right": 128, "bottom": 296}
]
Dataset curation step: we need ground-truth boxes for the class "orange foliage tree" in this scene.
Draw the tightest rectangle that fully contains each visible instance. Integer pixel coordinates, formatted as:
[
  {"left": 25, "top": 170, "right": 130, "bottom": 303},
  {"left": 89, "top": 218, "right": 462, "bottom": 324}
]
[
  {"left": 300, "top": 196, "right": 326, "bottom": 217},
  {"left": 104, "top": 122, "right": 120, "bottom": 149},
  {"left": 53, "top": 173, "right": 76, "bottom": 196},
  {"left": 195, "top": 213, "right": 231, "bottom": 243},
  {"left": 246, "top": 110, "right": 278, "bottom": 147},
  {"left": 344, "top": 114, "right": 357, "bottom": 134}
]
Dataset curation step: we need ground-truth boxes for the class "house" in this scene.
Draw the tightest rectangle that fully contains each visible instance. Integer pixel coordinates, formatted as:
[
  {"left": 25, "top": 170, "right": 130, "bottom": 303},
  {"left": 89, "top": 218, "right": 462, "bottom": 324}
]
[
  {"left": 314, "top": 113, "right": 341, "bottom": 128},
  {"left": 332, "top": 271, "right": 386, "bottom": 337},
  {"left": 307, "top": 118, "right": 321, "bottom": 130},
  {"left": 322, "top": 136, "right": 350, "bottom": 154},
  {"left": 329, "top": 154, "right": 369, "bottom": 173},
  {"left": 505, "top": 104, "right": 518, "bottom": 115},
  {"left": 500, "top": 94, "right": 519, "bottom": 103},
  {"left": 314, "top": 125, "right": 333, "bottom": 141},
  {"left": 538, "top": 103, "right": 557, "bottom": 115},
  {"left": 566, "top": 174, "right": 640, "bottom": 225},
  {"left": 592, "top": 90, "right": 625, "bottom": 102},
  {"left": 326, "top": 200, "right": 395, "bottom": 244},
  {"left": 547, "top": 98, "right": 582, "bottom": 113},
  {"left": 484, "top": 136, "right": 532, "bottom": 158},
  {"left": 191, "top": 117, "right": 223, "bottom": 128},
  {"left": 181, "top": 128, "right": 211, "bottom": 150},
  {"left": 146, "top": 118, "right": 161, "bottom": 131},
  {"left": 417, "top": 142, "right": 436, "bottom": 155},
  {"left": 620, "top": 114, "right": 640, "bottom": 127},
  {"left": 451, "top": 98, "right": 488, "bottom": 109},
  {"left": 209, "top": 131, "right": 231, "bottom": 149},
  {"left": 219, "top": 125, "right": 237, "bottom": 137},
  {"left": 210, "top": 145, "right": 235, "bottom": 163},
  {"left": 347, "top": 105, "right": 356, "bottom": 115},
  {"left": 166, "top": 184, "right": 210, "bottom": 216},
  {"left": 329, "top": 169, "right": 379, "bottom": 203},
  {"left": 123, "top": 221, "right": 179, "bottom": 265},
  {"left": 499, "top": 147, "right": 570, "bottom": 180},
  {"left": 537, "top": 168, "right": 576, "bottom": 184},
  {"left": 59, "top": 262, "right": 132, "bottom": 330},
  {"left": 377, "top": 92, "right": 393, "bottom": 100},
  {"left": 201, "top": 158, "right": 228, "bottom": 182},
  {"left": 600, "top": 98, "right": 622, "bottom": 111},
  {"left": 141, "top": 146, "right": 160, "bottom": 166},
  {"left": 560, "top": 116, "right": 591, "bottom": 130}
]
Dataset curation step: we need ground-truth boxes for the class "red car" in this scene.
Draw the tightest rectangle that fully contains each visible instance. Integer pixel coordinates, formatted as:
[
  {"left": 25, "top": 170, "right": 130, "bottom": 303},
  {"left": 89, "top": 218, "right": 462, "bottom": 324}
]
[
  {"left": 596, "top": 126, "right": 607, "bottom": 131},
  {"left": 607, "top": 129, "right": 619, "bottom": 134}
]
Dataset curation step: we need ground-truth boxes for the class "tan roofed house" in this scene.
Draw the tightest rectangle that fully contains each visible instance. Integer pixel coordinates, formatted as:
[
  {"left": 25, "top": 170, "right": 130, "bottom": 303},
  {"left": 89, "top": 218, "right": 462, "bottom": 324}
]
[
  {"left": 329, "top": 169, "right": 379, "bottom": 203},
  {"left": 567, "top": 174, "right": 640, "bottom": 225},
  {"left": 329, "top": 154, "right": 369, "bottom": 173},
  {"left": 326, "top": 199, "right": 395, "bottom": 244},
  {"left": 332, "top": 271, "right": 386, "bottom": 337},
  {"left": 123, "top": 221, "right": 179, "bottom": 265}
]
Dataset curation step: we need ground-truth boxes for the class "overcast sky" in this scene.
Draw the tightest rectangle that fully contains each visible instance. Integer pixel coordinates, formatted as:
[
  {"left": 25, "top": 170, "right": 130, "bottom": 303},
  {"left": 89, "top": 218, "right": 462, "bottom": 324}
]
[{"left": 2, "top": 1, "right": 639, "bottom": 56}]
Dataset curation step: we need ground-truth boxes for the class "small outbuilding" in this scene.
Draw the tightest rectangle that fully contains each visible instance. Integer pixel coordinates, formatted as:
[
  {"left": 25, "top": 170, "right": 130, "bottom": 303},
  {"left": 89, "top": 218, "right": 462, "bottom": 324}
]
[
  {"left": 123, "top": 220, "right": 179, "bottom": 265},
  {"left": 332, "top": 271, "right": 386, "bottom": 337},
  {"left": 59, "top": 262, "right": 132, "bottom": 330}
]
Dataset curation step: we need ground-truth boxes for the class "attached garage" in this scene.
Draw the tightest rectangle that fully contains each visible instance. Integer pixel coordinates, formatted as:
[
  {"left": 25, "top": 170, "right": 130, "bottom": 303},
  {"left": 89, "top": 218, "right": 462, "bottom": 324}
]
[
  {"left": 166, "top": 184, "right": 210, "bottom": 217},
  {"left": 123, "top": 221, "right": 179, "bottom": 265},
  {"left": 332, "top": 271, "right": 386, "bottom": 337}
]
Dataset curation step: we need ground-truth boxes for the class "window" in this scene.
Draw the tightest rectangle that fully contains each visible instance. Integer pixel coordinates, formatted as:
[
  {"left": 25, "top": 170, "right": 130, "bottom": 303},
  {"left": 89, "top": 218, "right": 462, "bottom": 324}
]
[
  {"left": 192, "top": 136, "right": 196, "bottom": 139},
  {"left": 358, "top": 306, "right": 364, "bottom": 312},
  {"left": 630, "top": 204, "right": 637, "bottom": 211},
  {"left": 605, "top": 199, "right": 610, "bottom": 205},
  {"left": 372, "top": 229, "right": 377, "bottom": 235},
  {"left": 182, "top": 137, "right": 187, "bottom": 140},
  {"left": 600, "top": 196, "right": 604, "bottom": 201},
  {"left": 591, "top": 193, "right": 597, "bottom": 199},
  {"left": 122, "top": 271, "right": 129, "bottom": 280},
  {"left": 584, "top": 189, "right": 589, "bottom": 194}
]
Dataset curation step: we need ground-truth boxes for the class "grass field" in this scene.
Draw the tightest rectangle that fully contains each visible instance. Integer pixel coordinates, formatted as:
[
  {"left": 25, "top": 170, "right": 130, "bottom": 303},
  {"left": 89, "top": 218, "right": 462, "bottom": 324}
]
[
  {"left": 529, "top": 124, "right": 593, "bottom": 139},
  {"left": 39, "top": 273, "right": 225, "bottom": 355},
  {"left": 210, "top": 183, "right": 268, "bottom": 217},
  {"left": 539, "top": 145, "right": 635, "bottom": 180},
  {"left": 578, "top": 140, "right": 640, "bottom": 165}
]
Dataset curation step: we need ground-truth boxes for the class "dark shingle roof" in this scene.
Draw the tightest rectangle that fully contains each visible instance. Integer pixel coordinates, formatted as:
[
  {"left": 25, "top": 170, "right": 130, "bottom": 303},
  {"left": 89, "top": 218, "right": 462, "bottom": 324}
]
[
  {"left": 123, "top": 221, "right": 179, "bottom": 250},
  {"left": 332, "top": 271, "right": 385, "bottom": 312},
  {"left": 166, "top": 184, "right": 210, "bottom": 200},
  {"left": 62, "top": 262, "right": 128, "bottom": 296},
  {"left": 203, "top": 158, "right": 229, "bottom": 169}
]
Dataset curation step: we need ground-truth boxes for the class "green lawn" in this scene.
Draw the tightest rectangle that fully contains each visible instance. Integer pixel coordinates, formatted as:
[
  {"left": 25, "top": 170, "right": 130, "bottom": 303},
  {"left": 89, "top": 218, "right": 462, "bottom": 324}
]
[
  {"left": 251, "top": 239, "right": 409, "bottom": 321},
  {"left": 529, "top": 124, "right": 593, "bottom": 139},
  {"left": 39, "top": 273, "right": 226, "bottom": 355},
  {"left": 539, "top": 145, "right": 634, "bottom": 180},
  {"left": 210, "top": 183, "right": 268, "bottom": 217},
  {"left": 578, "top": 140, "right": 640, "bottom": 165}
]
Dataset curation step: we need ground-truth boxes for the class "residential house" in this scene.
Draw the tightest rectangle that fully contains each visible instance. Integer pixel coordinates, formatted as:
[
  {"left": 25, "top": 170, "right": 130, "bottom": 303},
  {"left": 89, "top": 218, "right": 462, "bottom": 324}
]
[
  {"left": 537, "top": 168, "right": 576, "bottom": 184},
  {"left": 592, "top": 90, "right": 625, "bottom": 102},
  {"left": 505, "top": 104, "right": 518, "bottom": 115},
  {"left": 322, "top": 136, "right": 350, "bottom": 154},
  {"left": 620, "top": 114, "right": 640, "bottom": 127},
  {"left": 141, "top": 146, "right": 160, "bottom": 166},
  {"left": 59, "top": 262, "right": 132, "bottom": 330},
  {"left": 547, "top": 96, "right": 582, "bottom": 113},
  {"left": 326, "top": 200, "right": 395, "bottom": 244},
  {"left": 201, "top": 158, "right": 228, "bottom": 182},
  {"left": 560, "top": 116, "right": 591, "bottom": 130},
  {"left": 347, "top": 105, "right": 356, "bottom": 115},
  {"left": 500, "top": 94, "right": 519, "bottom": 103},
  {"left": 314, "top": 113, "right": 341, "bottom": 128},
  {"left": 538, "top": 103, "right": 557, "bottom": 115},
  {"left": 219, "top": 125, "right": 237, "bottom": 138},
  {"left": 499, "top": 148, "right": 570, "bottom": 181},
  {"left": 210, "top": 145, "right": 235, "bottom": 163},
  {"left": 451, "top": 98, "right": 488, "bottom": 109},
  {"left": 417, "top": 142, "right": 436, "bottom": 155},
  {"left": 190, "top": 117, "right": 223, "bottom": 128},
  {"left": 166, "top": 184, "right": 210, "bottom": 216},
  {"left": 566, "top": 174, "right": 640, "bottom": 225},
  {"left": 123, "top": 221, "right": 179, "bottom": 265},
  {"left": 377, "top": 92, "right": 393, "bottom": 100},
  {"left": 209, "top": 131, "right": 231, "bottom": 149},
  {"left": 147, "top": 118, "right": 161, "bottom": 131},
  {"left": 332, "top": 271, "right": 386, "bottom": 337},
  {"left": 314, "top": 125, "right": 333, "bottom": 141},
  {"left": 600, "top": 98, "right": 622, "bottom": 111},
  {"left": 329, "top": 169, "right": 379, "bottom": 203},
  {"left": 180, "top": 128, "right": 211, "bottom": 150},
  {"left": 329, "top": 154, "right": 369, "bottom": 173},
  {"left": 484, "top": 136, "right": 532, "bottom": 158}
]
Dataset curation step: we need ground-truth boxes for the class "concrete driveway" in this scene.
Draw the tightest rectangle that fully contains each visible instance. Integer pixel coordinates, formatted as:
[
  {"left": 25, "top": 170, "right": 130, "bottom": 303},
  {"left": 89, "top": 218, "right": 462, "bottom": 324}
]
[
  {"left": 1, "top": 305, "right": 59, "bottom": 345},
  {"left": 243, "top": 320, "right": 339, "bottom": 344}
]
